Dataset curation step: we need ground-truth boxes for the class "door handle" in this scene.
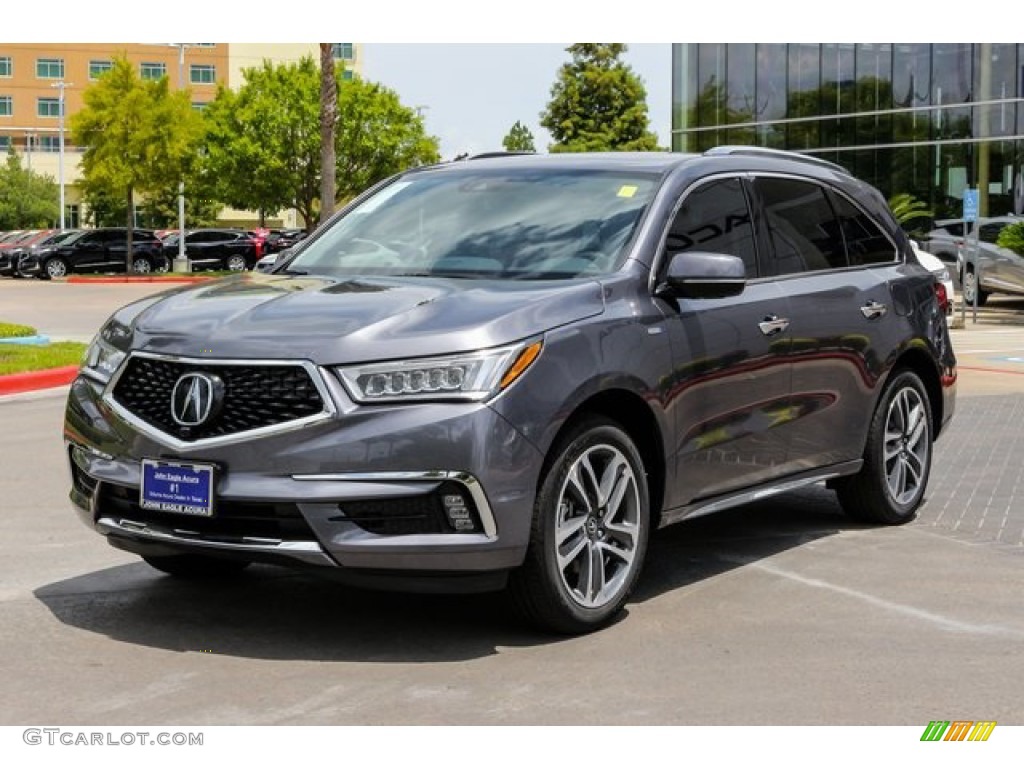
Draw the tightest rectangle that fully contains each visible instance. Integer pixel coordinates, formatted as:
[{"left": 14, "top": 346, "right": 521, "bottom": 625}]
[
  {"left": 758, "top": 315, "right": 790, "bottom": 336},
  {"left": 860, "top": 300, "right": 888, "bottom": 319}
]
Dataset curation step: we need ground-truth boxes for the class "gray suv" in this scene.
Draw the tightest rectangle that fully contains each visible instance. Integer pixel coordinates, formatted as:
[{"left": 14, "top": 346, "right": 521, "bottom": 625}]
[{"left": 65, "top": 148, "right": 956, "bottom": 633}]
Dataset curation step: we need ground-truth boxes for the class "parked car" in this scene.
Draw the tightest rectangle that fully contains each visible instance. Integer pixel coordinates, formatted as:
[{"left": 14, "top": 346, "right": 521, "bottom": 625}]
[
  {"left": 263, "top": 228, "right": 309, "bottom": 254},
  {"left": 911, "top": 241, "right": 955, "bottom": 320},
  {"left": 254, "top": 247, "right": 290, "bottom": 273},
  {"left": 0, "top": 229, "right": 59, "bottom": 277},
  {"left": 956, "top": 215, "right": 1024, "bottom": 305},
  {"left": 919, "top": 218, "right": 967, "bottom": 264},
  {"left": 18, "top": 228, "right": 168, "bottom": 279},
  {"left": 65, "top": 148, "right": 956, "bottom": 633},
  {"left": 161, "top": 229, "right": 261, "bottom": 272}
]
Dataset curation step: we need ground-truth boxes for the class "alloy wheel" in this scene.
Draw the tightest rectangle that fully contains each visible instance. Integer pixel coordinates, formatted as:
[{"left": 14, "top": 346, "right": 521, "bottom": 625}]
[{"left": 883, "top": 386, "right": 929, "bottom": 506}]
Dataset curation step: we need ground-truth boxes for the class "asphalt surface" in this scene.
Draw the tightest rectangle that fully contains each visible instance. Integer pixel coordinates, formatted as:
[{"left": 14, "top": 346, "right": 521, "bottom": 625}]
[{"left": 1, "top": 279, "right": 1023, "bottom": 725}]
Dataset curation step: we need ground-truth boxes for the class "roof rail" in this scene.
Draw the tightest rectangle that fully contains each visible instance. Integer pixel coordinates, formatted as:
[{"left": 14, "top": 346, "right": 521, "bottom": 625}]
[
  {"left": 704, "top": 146, "right": 847, "bottom": 174},
  {"left": 466, "top": 151, "right": 536, "bottom": 160}
]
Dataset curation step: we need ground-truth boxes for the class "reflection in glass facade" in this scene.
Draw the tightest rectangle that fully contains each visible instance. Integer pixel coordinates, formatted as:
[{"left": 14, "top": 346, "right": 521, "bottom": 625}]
[{"left": 672, "top": 43, "right": 1024, "bottom": 221}]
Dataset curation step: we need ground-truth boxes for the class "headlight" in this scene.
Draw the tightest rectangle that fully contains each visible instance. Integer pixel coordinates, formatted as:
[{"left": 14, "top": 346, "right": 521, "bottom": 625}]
[
  {"left": 337, "top": 340, "right": 542, "bottom": 403},
  {"left": 82, "top": 336, "right": 126, "bottom": 383}
]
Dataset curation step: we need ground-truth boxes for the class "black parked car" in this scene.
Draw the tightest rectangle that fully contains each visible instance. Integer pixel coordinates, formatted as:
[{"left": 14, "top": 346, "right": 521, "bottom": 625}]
[
  {"left": 2, "top": 229, "right": 79, "bottom": 277},
  {"left": 19, "top": 228, "right": 168, "bottom": 279},
  {"left": 162, "top": 229, "right": 261, "bottom": 271},
  {"left": 66, "top": 148, "right": 956, "bottom": 633}
]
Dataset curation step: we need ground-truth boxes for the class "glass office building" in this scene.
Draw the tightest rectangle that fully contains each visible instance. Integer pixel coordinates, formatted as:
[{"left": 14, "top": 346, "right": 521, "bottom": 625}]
[{"left": 672, "top": 44, "right": 1024, "bottom": 221}]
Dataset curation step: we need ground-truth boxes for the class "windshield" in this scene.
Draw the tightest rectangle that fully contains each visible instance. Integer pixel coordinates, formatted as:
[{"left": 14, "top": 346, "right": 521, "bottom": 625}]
[{"left": 288, "top": 167, "right": 659, "bottom": 280}]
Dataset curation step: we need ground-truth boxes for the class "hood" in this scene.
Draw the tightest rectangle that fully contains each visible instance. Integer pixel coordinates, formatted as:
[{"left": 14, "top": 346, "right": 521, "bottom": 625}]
[{"left": 127, "top": 273, "right": 605, "bottom": 362}]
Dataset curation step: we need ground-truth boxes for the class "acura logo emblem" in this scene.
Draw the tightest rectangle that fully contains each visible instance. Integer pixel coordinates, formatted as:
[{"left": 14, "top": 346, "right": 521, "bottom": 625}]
[{"left": 170, "top": 372, "right": 223, "bottom": 426}]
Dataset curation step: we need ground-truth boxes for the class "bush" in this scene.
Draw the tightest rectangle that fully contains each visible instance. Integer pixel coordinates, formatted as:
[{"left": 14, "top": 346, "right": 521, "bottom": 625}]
[{"left": 996, "top": 221, "right": 1024, "bottom": 255}]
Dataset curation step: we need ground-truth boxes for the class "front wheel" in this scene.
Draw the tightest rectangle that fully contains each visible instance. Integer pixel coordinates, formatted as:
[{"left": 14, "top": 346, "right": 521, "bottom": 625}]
[
  {"left": 43, "top": 256, "right": 69, "bottom": 280},
  {"left": 509, "top": 417, "right": 650, "bottom": 634},
  {"left": 225, "top": 254, "right": 248, "bottom": 271},
  {"left": 835, "top": 370, "right": 933, "bottom": 524}
]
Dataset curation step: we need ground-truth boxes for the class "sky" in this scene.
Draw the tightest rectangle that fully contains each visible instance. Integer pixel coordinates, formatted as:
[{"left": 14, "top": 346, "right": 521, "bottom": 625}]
[{"left": 360, "top": 44, "right": 673, "bottom": 159}]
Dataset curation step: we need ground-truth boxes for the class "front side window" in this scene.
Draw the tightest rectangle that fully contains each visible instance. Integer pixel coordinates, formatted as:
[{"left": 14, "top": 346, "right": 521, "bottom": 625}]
[
  {"left": 753, "top": 177, "right": 847, "bottom": 275},
  {"left": 190, "top": 64, "right": 215, "bottom": 84},
  {"left": 36, "top": 58, "right": 64, "bottom": 79},
  {"left": 37, "top": 97, "right": 61, "bottom": 118},
  {"left": 289, "top": 168, "right": 659, "bottom": 280},
  {"left": 140, "top": 62, "right": 166, "bottom": 80},
  {"left": 666, "top": 177, "right": 758, "bottom": 277}
]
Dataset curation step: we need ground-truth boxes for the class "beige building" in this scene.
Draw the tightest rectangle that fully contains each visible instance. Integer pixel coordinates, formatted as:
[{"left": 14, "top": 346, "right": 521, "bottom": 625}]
[{"left": 0, "top": 43, "right": 361, "bottom": 227}]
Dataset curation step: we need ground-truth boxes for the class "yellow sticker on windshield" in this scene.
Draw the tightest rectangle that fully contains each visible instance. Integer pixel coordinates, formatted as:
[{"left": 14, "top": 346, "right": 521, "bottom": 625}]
[{"left": 617, "top": 185, "right": 638, "bottom": 198}]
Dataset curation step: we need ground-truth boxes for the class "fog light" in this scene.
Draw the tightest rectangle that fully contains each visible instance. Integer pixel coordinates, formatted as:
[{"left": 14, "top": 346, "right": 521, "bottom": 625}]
[{"left": 442, "top": 492, "right": 478, "bottom": 532}]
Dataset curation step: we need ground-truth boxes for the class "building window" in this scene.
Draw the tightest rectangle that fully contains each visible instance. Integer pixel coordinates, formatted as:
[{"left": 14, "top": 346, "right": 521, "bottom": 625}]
[
  {"left": 0, "top": 136, "right": 9, "bottom": 150},
  {"left": 36, "top": 58, "right": 64, "bottom": 79},
  {"left": 38, "top": 135, "right": 61, "bottom": 152},
  {"left": 0, "top": 96, "right": 11, "bottom": 116},
  {"left": 332, "top": 43, "right": 354, "bottom": 60},
  {"left": 190, "top": 64, "right": 215, "bottom": 84},
  {"left": 140, "top": 62, "right": 166, "bottom": 80},
  {"left": 66, "top": 204, "right": 80, "bottom": 228},
  {"left": 194, "top": 43, "right": 215, "bottom": 48},
  {"left": 0, "top": 57, "right": 11, "bottom": 77},
  {"left": 37, "top": 97, "right": 61, "bottom": 118},
  {"left": 191, "top": 102, "right": 208, "bottom": 111},
  {"left": 89, "top": 60, "right": 113, "bottom": 80},
  {"left": 341, "top": 69, "right": 354, "bottom": 81}
]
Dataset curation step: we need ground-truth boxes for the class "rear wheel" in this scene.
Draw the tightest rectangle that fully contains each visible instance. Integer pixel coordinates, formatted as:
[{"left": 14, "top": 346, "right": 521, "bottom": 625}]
[
  {"left": 142, "top": 554, "right": 251, "bottom": 579},
  {"left": 225, "top": 254, "right": 248, "bottom": 271},
  {"left": 961, "top": 268, "right": 989, "bottom": 306},
  {"left": 131, "top": 256, "right": 153, "bottom": 274},
  {"left": 835, "top": 370, "right": 933, "bottom": 524},
  {"left": 509, "top": 417, "right": 650, "bottom": 634}
]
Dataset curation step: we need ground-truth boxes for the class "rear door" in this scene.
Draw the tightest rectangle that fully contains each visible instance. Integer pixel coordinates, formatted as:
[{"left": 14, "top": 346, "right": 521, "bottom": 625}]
[{"left": 749, "top": 175, "right": 904, "bottom": 473}]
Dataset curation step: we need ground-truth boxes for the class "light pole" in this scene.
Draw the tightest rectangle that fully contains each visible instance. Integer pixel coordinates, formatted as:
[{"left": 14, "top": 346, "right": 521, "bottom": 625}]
[
  {"left": 169, "top": 43, "right": 191, "bottom": 272},
  {"left": 50, "top": 80, "right": 72, "bottom": 230}
]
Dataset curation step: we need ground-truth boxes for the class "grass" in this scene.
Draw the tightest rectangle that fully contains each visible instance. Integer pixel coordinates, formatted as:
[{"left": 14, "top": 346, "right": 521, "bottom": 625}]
[
  {"left": 0, "top": 322, "right": 38, "bottom": 338},
  {"left": 0, "top": 341, "right": 88, "bottom": 376}
]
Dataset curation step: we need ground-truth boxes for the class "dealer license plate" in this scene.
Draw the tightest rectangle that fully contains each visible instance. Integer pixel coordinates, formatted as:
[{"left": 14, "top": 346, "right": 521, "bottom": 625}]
[{"left": 140, "top": 459, "right": 215, "bottom": 516}]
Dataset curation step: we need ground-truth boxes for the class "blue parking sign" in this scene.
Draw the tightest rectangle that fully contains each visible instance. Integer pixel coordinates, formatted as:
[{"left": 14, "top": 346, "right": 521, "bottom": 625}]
[{"left": 963, "top": 189, "right": 979, "bottom": 222}]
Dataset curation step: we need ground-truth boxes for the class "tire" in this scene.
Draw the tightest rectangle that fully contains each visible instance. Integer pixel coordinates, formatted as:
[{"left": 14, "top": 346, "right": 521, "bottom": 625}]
[
  {"left": 43, "top": 256, "right": 68, "bottom": 280},
  {"left": 142, "top": 554, "right": 251, "bottom": 579},
  {"left": 131, "top": 256, "right": 153, "bottom": 274},
  {"left": 961, "top": 268, "right": 989, "bottom": 306},
  {"left": 225, "top": 254, "right": 248, "bottom": 271},
  {"left": 835, "top": 370, "right": 933, "bottom": 525},
  {"left": 509, "top": 417, "right": 650, "bottom": 634}
]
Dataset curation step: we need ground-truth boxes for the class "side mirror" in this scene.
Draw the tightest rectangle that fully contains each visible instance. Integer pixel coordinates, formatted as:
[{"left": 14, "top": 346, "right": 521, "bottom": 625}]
[{"left": 658, "top": 250, "right": 747, "bottom": 299}]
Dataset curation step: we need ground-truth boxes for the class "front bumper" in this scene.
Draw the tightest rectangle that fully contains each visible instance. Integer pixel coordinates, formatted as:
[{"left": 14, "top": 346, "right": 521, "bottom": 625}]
[{"left": 65, "top": 368, "right": 544, "bottom": 589}]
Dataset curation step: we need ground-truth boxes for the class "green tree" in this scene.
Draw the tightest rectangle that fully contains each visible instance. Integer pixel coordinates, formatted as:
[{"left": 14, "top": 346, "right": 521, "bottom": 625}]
[
  {"left": 888, "top": 193, "right": 933, "bottom": 230},
  {"left": 71, "top": 57, "right": 204, "bottom": 270},
  {"left": 0, "top": 149, "right": 59, "bottom": 229},
  {"left": 540, "top": 43, "right": 660, "bottom": 153},
  {"left": 502, "top": 120, "right": 536, "bottom": 152},
  {"left": 996, "top": 221, "right": 1024, "bottom": 255},
  {"left": 203, "top": 58, "right": 439, "bottom": 229},
  {"left": 334, "top": 77, "right": 440, "bottom": 202}
]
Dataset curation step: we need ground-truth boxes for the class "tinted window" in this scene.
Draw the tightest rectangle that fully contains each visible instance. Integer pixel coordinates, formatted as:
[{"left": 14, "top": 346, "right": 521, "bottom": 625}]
[
  {"left": 979, "top": 223, "right": 1006, "bottom": 244},
  {"left": 753, "top": 177, "right": 847, "bottom": 274},
  {"left": 667, "top": 178, "right": 758, "bottom": 277},
  {"left": 829, "top": 192, "right": 896, "bottom": 265}
]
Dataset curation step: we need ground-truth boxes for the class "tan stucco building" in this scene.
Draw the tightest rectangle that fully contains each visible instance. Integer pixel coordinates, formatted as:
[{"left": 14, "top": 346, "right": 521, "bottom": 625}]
[{"left": 0, "top": 43, "right": 361, "bottom": 227}]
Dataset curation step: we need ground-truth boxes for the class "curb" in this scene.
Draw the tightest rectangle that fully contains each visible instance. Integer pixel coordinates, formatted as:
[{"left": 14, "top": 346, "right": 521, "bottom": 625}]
[
  {"left": 66, "top": 276, "right": 213, "bottom": 284},
  {"left": 0, "top": 365, "right": 79, "bottom": 396}
]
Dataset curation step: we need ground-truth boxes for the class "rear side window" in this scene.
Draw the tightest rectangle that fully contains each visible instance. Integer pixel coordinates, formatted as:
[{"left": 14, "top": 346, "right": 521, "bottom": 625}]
[
  {"left": 667, "top": 178, "right": 758, "bottom": 277},
  {"left": 752, "top": 177, "right": 847, "bottom": 274},
  {"left": 828, "top": 191, "right": 896, "bottom": 265}
]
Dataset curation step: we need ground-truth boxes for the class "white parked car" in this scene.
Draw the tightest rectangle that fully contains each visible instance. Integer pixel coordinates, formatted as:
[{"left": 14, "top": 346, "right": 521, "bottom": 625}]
[{"left": 912, "top": 241, "right": 955, "bottom": 318}]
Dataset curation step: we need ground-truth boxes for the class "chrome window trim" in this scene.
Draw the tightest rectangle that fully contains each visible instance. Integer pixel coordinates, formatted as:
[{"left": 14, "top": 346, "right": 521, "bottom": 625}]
[
  {"left": 292, "top": 470, "right": 498, "bottom": 539},
  {"left": 102, "top": 351, "right": 337, "bottom": 450}
]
